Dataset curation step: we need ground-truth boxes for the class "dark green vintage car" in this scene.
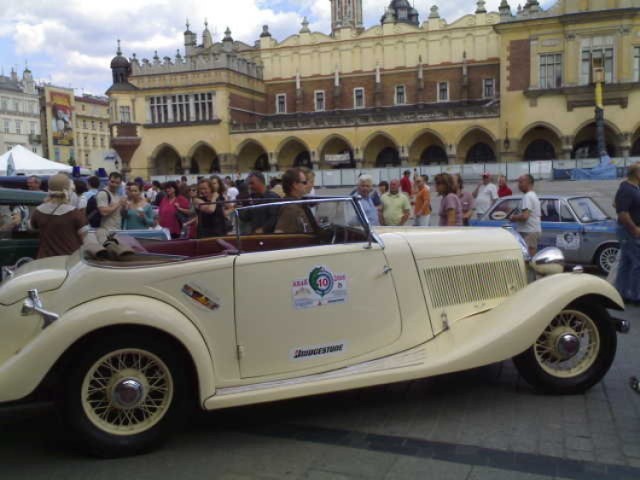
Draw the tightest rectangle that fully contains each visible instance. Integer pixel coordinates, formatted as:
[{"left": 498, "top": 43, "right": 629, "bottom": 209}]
[
  {"left": 0, "top": 187, "right": 45, "bottom": 269},
  {"left": 1, "top": 187, "right": 171, "bottom": 277}
]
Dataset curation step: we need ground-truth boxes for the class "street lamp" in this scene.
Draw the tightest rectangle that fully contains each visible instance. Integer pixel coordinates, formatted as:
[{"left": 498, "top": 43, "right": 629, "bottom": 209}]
[{"left": 592, "top": 57, "right": 606, "bottom": 158}]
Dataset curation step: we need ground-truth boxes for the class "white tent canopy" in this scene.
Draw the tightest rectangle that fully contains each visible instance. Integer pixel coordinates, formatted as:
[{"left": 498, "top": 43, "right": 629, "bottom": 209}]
[{"left": 0, "top": 145, "right": 74, "bottom": 176}]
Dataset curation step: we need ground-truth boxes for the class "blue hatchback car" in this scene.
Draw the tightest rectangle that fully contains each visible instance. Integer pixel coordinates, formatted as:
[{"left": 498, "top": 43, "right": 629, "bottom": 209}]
[{"left": 471, "top": 195, "right": 619, "bottom": 274}]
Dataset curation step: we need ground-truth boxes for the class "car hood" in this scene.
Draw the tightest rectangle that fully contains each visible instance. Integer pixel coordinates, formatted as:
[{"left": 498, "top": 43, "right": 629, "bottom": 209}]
[
  {"left": 0, "top": 256, "right": 69, "bottom": 306},
  {"left": 375, "top": 227, "right": 520, "bottom": 259},
  {"left": 583, "top": 219, "right": 617, "bottom": 233}
]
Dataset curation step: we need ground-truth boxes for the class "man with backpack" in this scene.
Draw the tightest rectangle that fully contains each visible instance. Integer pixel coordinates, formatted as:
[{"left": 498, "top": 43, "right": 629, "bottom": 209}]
[{"left": 86, "top": 172, "right": 126, "bottom": 230}]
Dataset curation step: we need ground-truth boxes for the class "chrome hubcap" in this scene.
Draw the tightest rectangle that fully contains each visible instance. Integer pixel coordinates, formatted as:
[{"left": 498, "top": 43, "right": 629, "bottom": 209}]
[
  {"left": 112, "top": 378, "right": 144, "bottom": 408},
  {"left": 555, "top": 333, "right": 580, "bottom": 360}
]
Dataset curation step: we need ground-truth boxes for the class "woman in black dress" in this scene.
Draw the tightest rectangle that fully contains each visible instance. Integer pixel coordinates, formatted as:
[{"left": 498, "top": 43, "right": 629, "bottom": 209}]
[{"left": 194, "top": 177, "right": 229, "bottom": 237}]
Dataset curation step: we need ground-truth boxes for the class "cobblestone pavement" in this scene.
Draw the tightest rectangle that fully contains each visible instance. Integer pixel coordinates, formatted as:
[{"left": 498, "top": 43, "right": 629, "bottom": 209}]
[{"left": 0, "top": 179, "right": 638, "bottom": 479}]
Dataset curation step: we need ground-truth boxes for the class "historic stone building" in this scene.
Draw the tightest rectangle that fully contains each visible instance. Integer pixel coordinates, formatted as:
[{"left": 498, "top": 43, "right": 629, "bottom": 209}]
[
  {"left": 107, "top": 0, "right": 640, "bottom": 178},
  {"left": 74, "top": 94, "right": 113, "bottom": 170},
  {"left": 0, "top": 67, "right": 42, "bottom": 156}
]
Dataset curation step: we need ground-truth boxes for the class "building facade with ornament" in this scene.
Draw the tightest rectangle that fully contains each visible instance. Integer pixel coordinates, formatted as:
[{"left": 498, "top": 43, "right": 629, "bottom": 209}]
[
  {"left": 107, "top": 0, "right": 640, "bottom": 178},
  {"left": 0, "top": 67, "right": 42, "bottom": 156}
]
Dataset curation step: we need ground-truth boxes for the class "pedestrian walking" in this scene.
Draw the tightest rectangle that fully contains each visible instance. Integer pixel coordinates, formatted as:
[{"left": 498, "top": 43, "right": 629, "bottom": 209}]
[
  {"left": 239, "top": 171, "right": 281, "bottom": 234},
  {"left": 158, "top": 181, "right": 191, "bottom": 239},
  {"left": 194, "top": 177, "right": 229, "bottom": 237},
  {"left": 400, "top": 170, "right": 413, "bottom": 197},
  {"left": 78, "top": 176, "right": 100, "bottom": 210},
  {"left": 613, "top": 162, "right": 640, "bottom": 303},
  {"left": 473, "top": 173, "right": 498, "bottom": 219},
  {"left": 435, "top": 173, "right": 463, "bottom": 226},
  {"left": 94, "top": 172, "right": 127, "bottom": 231},
  {"left": 355, "top": 174, "right": 380, "bottom": 226},
  {"left": 453, "top": 174, "right": 475, "bottom": 226},
  {"left": 510, "top": 174, "right": 541, "bottom": 257},
  {"left": 413, "top": 175, "right": 431, "bottom": 226},
  {"left": 380, "top": 179, "right": 410, "bottom": 226},
  {"left": 122, "top": 182, "right": 155, "bottom": 230},
  {"left": 29, "top": 173, "right": 88, "bottom": 258},
  {"left": 498, "top": 175, "right": 513, "bottom": 198}
]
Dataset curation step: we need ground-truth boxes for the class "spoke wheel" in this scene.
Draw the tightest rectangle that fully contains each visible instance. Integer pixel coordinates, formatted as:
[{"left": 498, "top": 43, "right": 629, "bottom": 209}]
[
  {"left": 513, "top": 299, "right": 617, "bottom": 395},
  {"left": 81, "top": 349, "right": 174, "bottom": 436},
  {"left": 596, "top": 245, "right": 619, "bottom": 274},
  {"left": 533, "top": 310, "right": 599, "bottom": 378},
  {"left": 61, "top": 332, "right": 191, "bottom": 458}
]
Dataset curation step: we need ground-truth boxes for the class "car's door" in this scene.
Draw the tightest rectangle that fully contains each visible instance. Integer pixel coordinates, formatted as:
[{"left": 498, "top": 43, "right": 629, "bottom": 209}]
[
  {"left": 233, "top": 212, "right": 401, "bottom": 379},
  {"left": 538, "top": 199, "right": 582, "bottom": 263}
]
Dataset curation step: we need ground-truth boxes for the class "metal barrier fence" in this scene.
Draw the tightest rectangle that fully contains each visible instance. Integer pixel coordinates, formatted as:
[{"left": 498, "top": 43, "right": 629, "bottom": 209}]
[{"left": 151, "top": 157, "right": 640, "bottom": 187}]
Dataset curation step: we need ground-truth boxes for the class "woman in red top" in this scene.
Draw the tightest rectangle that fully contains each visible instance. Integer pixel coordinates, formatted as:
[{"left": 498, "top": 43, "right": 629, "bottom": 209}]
[
  {"left": 498, "top": 175, "right": 513, "bottom": 197},
  {"left": 158, "top": 181, "right": 191, "bottom": 238}
]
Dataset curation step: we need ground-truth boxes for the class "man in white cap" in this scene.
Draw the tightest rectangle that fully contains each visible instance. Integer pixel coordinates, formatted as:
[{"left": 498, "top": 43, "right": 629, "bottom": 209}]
[{"left": 473, "top": 172, "right": 498, "bottom": 219}]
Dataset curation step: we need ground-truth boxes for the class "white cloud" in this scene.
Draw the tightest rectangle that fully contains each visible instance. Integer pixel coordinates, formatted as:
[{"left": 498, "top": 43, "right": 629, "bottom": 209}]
[{"left": 0, "top": 0, "right": 559, "bottom": 94}]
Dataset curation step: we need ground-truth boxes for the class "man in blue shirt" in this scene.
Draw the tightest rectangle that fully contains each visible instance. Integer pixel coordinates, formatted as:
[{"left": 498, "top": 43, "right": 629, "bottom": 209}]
[{"left": 355, "top": 174, "right": 379, "bottom": 226}]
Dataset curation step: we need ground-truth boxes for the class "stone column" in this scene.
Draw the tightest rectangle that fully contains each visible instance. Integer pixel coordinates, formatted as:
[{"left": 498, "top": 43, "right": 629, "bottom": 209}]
[
  {"left": 269, "top": 152, "right": 278, "bottom": 172},
  {"left": 560, "top": 136, "right": 573, "bottom": 160},
  {"left": 181, "top": 156, "right": 191, "bottom": 174},
  {"left": 311, "top": 150, "right": 320, "bottom": 170}
]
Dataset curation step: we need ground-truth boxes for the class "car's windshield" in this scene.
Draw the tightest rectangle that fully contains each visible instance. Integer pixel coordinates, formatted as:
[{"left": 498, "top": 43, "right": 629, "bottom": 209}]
[
  {"left": 568, "top": 197, "right": 609, "bottom": 223},
  {"left": 313, "top": 199, "right": 365, "bottom": 231}
]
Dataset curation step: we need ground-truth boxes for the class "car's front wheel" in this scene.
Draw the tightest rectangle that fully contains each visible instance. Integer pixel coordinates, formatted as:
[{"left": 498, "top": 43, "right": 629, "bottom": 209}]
[
  {"left": 595, "top": 243, "right": 619, "bottom": 274},
  {"left": 513, "top": 300, "right": 617, "bottom": 395},
  {"left": 60, "top": 332, "right": 190, "bottom": 457}
]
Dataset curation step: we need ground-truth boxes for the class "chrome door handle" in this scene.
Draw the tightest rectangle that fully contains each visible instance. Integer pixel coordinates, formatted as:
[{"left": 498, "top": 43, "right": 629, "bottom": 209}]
[{"left": 383, "top": 265, "right": 393, "bottom": 275}]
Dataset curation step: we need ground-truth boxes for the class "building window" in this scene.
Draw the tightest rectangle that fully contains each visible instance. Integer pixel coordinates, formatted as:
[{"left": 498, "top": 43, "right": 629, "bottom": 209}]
[
  {"left": 54, "top": 148, "right": 60, "bottom": 161},
  {"left": 92, "top": 136, "right": 97, "bottom": 148},
  {"left": 82, "top": 120, "right": 87, "bottom": 129},
  {"left": 149, "top": 96, "right": 168, "bottom": 124},
  {"left": 1, "top": 98, "right": 7, "bottom": 110},
  {"left": 3, "top": 119, "right": 10, "bottom": 133},
  {"left": 13, "top": 100, "right": 19, "bottom": 112},
  {"left": 15, "top": 120, "right": 21, "bottom": 135},
  {"left": 394, "top": 85, "right": 406, "bottom": 105},
  {"left": 29, "top": 121, "right": 36, "bottom": 134},
  {"left": 353, "top": 87, "right": 365, "bottom": 109},
  {"left": 91, "top": 121, "right": 96, "bottom": 130},
  {"left": 314, "top": 90, "right": 325, "bottom": 112},
  {"left": 634, "top": 46, "right": 640, "bottom": 82},
  {"left": 171, "top": 94, "right": 191, "bottom": 123},
  {"left": 100, "top": 136, "right": 105, "bottom": 148},
  {"left": 539, "top": 53, "right": 562, "bottom": 88},
  {"left": 581, "top": 47, "right": 613, "bottom": 85},
  {"left": 119, "top": 106, "right": 131, "bottom": 123},
  {"left": 483, "top": 78, "right": 495, "bottom": 98},
  {"left": 438, "top": 82, "right": 449, "bottom": 102},
  {"left": 276, "top": 94, "right": 287, "bottom": 114},
  {"left": 84, "top": 135, "right": 88, "bottom": 147},
  {"left": 194, "top": 93, "right": 214, "bottom": 121}
]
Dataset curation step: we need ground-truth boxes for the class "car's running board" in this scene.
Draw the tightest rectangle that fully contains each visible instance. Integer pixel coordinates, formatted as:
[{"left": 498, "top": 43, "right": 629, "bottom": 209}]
[{"left": 215, "top": 346, "right": 427, "bottom": 398}]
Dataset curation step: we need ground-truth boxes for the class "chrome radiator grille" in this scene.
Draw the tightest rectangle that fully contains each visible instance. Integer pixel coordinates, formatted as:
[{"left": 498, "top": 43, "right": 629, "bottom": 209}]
[{"left": 423, "top": 259, "right": 525, "bottom": 309}]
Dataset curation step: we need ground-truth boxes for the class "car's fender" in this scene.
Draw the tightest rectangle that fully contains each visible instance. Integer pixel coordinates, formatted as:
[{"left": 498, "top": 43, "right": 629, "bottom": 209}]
[{"left": 0, "top": 295, "right": 216, "bottom": 404}]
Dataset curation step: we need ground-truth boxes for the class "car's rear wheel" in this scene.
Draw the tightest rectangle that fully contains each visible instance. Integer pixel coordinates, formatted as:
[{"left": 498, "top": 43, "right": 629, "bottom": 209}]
[
  {"left": 60, "top": 332, "right": 190, "bottom": 457},
  {"left": 513, "top": 300, "right": 616, "bottom": 395},
  {"left": 594, "top": 243, "right": 619, "bottom": 274}
]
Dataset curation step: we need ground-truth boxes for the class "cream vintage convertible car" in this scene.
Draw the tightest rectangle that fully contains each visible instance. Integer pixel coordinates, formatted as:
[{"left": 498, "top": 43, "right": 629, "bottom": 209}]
[{"left": 0, "top": 197, "right": 629, "bottom": 457}]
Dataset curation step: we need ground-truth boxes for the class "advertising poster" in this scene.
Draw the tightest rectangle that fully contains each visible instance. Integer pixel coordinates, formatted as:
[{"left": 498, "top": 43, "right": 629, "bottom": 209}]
[{"left": 50, "top": 92, "right": 74, "bottom": 146}]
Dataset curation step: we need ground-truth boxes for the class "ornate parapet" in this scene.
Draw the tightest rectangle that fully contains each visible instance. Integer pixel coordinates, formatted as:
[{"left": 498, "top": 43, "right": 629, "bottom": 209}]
[
  {"left": 130, "top": 51, "right": 263, "bottom": 80},
  {"left": 230, "top": 100, "right": 500, "bottom": 133}
]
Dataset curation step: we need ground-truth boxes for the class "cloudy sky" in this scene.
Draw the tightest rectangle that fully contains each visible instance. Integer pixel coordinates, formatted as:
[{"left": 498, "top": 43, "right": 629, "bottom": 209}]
[{"left": 0, "top": 0, "right": 555, "bottom": 95}]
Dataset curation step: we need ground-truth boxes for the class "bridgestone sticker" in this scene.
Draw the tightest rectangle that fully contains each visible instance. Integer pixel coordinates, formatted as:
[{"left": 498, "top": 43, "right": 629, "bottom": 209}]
[
  {"left": 291, "top": 265, "right": 348, "bottom": 310},
  {"left": 290, "top": 342, "right": 347, "bottom": 361}
]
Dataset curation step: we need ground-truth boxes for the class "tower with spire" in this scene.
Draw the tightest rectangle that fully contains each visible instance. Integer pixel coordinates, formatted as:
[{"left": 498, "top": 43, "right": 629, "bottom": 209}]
[
  {"left": 381, "top": 0, "right": 420, "bottom": 26},
  {"left": 330, "top": 0, "right": 364, "bottom": 34}
]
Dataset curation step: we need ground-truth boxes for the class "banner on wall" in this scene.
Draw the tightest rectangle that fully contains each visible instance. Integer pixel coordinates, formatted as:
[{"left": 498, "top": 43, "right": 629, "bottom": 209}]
[{"left": 50, "top": 92, "right": 74, "bottom": 147}]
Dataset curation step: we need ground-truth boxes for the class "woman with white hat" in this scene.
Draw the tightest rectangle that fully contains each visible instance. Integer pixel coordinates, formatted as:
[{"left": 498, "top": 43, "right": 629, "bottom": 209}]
[{"left": 30, "top": 173, "right": 88, "bottom": 258}]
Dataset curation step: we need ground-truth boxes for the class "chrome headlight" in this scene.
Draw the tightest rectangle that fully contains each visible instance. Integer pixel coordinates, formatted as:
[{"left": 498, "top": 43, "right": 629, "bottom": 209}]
[
  {"left": 531, "top": 247, "right": 565, "bottom": 276},
  {"left": 502, "top": 225, "right": 531, "bottom": 262}
]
